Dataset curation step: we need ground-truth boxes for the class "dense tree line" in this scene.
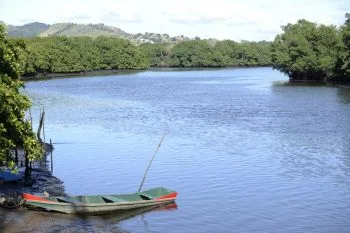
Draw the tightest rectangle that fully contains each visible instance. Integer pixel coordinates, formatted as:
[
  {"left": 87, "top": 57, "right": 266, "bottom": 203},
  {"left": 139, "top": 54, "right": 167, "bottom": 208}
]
[
  {"left": 272, "top": 13, "right": 350, "bottom": 83},
  {"left": 139, "top": 40, "right": 272, "bottom": 68},
  {"left": 20, "top": 36, "right": 150, "bottom": 76},
  {"left": 14, "top": 36, "right": 272, "bottom": 77},
  {"left": 0, "top": 24, "right": 42, "bottom": 169}
]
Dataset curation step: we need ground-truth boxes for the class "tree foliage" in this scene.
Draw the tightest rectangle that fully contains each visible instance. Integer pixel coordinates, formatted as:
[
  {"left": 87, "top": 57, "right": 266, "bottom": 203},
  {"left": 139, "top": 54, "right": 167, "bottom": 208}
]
[
  {"left": 138, "top": 40, "right": 272, "bottom": 68},
  {"left": 139, "top": 43, "right": 171, "bottom": 67},
  {"left": 335, "top": 13, "right": 350, "bottom": 82},
  {"left": 271, "top": 18, "right": 346, "bottom": 82},
  {"left": 20, "top": 36, "right": 149, "bottom": 76},
  {"left": 169, "top": 40, "right": 221, "bottom": 67},
  {"left": 0, "top": 24, "right": 42, "bottom": 167},
  {"left": 214, "top": 40, "right": 272, "bottom": 66},
  {"left": 17, "top": 37, "right": 272, "bottom": 73}
]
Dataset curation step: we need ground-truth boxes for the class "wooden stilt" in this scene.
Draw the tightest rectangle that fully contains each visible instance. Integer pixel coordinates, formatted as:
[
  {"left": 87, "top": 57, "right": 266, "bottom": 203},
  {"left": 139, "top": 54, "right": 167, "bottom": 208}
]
[{"left": 50, "top": 138, "right": 53, "bottom": 174}]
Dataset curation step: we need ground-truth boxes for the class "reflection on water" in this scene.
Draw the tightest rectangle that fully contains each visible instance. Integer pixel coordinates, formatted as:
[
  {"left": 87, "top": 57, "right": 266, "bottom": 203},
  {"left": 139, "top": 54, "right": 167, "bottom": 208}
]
[
  {"left": 0, "top": 203, "right": 176, "bottom": 233},
  {"left": 338, "top": 87, "right": 350, "bottom": 104},
  {"left": 17, "top": 67, "right": 350, "bottom": 233}
]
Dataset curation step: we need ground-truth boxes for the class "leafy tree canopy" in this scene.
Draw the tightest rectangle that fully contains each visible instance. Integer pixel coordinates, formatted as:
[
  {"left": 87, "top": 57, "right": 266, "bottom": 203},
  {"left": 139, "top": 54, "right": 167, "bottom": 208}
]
[
  {"left": 272, "top": 19, "right": 342, "bottom": 81},
  {"left": 335, "top": 13, "right": 350, "bottom": 81},
  {"left": 0, "top": 23, "right": 42, "bottom": 167}
]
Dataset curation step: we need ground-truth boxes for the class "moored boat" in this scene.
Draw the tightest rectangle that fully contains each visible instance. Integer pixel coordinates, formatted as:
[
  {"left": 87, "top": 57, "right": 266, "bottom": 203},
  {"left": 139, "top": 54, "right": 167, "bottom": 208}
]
[
  {"left": 0, "top": 168, "right": 24, "bottom": 183},
  {"left": 23, "top": 187, "right": 177, "bottom": 214}
]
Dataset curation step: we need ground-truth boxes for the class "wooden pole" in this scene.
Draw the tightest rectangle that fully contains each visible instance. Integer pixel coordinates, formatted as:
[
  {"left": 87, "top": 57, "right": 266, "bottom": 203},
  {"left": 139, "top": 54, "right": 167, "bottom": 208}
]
[
  {"left": 138, "top": 135, "right": 166, "bottom": 193},
  {"left": 50, "top": 138, "right": 53, "bottom": 174},
  {"left": 24, "top": 151, "right": 32, "bottom": 185},
  {"left": 37, "top": 109, "right": 45, "bottom": 143},
  {"left": 42, "top": 108, "right": 46, "bottom": 145}
]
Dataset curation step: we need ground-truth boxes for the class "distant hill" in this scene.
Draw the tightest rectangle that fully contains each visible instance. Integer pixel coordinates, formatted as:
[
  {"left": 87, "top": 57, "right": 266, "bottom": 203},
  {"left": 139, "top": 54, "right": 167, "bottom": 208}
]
[
  {"left": 6, "top": 22, "right": 130, "bottom": 38},
  {"left": 38, "top": 23, "right": 130, "bottom": 38},
  {"left": 4, "top": 21, "right": 195, "bottom": 44},
  {"left": 7, "top": 22, "right": 50, "bottom": 37}
]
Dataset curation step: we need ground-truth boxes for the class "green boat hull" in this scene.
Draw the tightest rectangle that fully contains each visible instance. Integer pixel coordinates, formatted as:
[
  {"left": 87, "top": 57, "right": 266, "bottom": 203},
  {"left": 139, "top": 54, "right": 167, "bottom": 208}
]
[{"left": 23, "top": 187, "right": 178, "bottom": 214}]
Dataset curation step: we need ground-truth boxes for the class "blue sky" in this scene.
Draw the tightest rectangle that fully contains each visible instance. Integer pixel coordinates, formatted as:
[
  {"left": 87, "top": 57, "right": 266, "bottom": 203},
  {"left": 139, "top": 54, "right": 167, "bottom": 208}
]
[{"left": 0, "top": 0, "right": 349, "bottom": 41}]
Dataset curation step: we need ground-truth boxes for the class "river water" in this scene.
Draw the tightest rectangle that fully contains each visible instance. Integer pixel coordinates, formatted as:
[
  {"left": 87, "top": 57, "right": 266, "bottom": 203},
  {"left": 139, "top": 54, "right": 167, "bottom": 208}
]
[{"left": 3, "top": 67, "right": 350, "bottom": 233}]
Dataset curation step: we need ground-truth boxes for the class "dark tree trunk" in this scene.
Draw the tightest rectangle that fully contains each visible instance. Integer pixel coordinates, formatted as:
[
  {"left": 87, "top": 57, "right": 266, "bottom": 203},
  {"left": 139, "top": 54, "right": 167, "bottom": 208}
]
[
  {"left": 24, "top": 151, "right": 32, "bottom": 186},
  {"left": 15, "top": 149, "right": 18, "bottom": 165}
]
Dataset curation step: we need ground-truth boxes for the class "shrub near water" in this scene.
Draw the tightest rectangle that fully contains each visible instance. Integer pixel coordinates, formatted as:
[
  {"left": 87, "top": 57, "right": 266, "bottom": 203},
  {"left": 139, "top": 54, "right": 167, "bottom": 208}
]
[
  {"left": 335, "top": 13, "right": 350, "bottom": 82},
  {"left": 272, "top": 19, "right": 341, "bottom": 82},
  {"left": 272, "top": 13, "right": 350, "bottom": 83}
]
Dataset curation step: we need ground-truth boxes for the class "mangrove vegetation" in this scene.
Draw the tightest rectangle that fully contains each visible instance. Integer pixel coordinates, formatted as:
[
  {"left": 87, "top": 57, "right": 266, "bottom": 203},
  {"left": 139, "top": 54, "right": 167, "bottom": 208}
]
[
  {"left": 16, "top": 37, "right": 272, "bottom": 77},
  {"left": 271, "top": 13, "right": 350, "bottom": 83},
  {"left": 22, "top": 36, "right": 150, "bottom": 76},
  {"left": 0, "top": 24, "right": 43, "bottom": 169}
]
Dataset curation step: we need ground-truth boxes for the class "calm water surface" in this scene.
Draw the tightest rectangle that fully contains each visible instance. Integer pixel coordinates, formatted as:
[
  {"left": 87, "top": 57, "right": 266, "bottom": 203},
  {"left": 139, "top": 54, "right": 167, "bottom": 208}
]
[{"left": 13, "top": 68, "right": 350, "bottom": 232}]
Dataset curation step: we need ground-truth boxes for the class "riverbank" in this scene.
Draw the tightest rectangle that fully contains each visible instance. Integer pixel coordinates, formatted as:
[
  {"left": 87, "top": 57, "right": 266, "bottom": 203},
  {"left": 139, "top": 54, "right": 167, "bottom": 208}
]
[
  {"left": 0, "top": 148, "right": 65, "bottom": 201},
  {"left": 1, "top": 146, "right": 65, "bottom": 210},
  {"left": 0, "top": 168, "right": 65, "bottom": 196}
]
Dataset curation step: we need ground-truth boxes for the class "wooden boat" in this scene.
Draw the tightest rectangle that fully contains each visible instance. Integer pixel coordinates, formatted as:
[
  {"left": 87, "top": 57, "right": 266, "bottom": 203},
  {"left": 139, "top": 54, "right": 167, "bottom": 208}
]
[{"left": 22, "top": 187, "right": 177, "bottom": 214}]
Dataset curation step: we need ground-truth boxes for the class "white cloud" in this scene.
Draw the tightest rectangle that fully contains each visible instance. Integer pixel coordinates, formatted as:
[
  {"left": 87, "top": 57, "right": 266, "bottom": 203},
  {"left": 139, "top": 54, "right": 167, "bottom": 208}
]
[{"left": 0, "top": 0, "right": 349, "bottom": 41}]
